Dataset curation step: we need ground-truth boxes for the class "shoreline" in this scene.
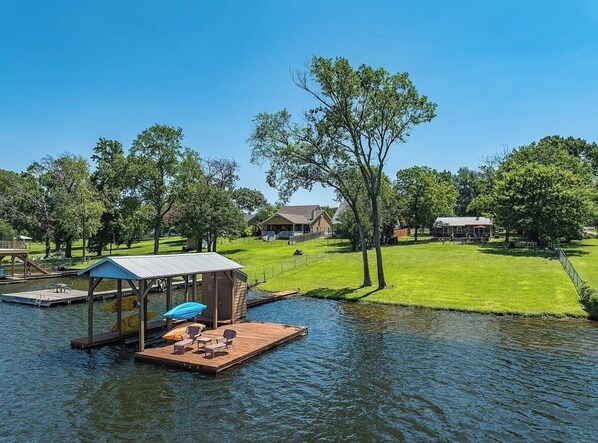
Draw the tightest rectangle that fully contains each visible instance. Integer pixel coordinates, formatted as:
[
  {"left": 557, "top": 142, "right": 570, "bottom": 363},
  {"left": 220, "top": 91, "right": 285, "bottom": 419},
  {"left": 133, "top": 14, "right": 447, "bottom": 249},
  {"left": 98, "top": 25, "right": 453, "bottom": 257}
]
[{"left": 256, "top": 285, "right": 590, "bottom": 320}]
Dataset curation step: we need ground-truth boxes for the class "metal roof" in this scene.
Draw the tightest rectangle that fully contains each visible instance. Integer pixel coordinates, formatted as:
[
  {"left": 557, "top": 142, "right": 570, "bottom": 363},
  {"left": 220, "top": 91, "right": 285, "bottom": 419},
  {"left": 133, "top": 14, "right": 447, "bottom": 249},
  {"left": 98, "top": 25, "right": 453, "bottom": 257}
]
[
  {"left": 78, "top": 252, "right": 243, "bottom": 280},
  {"left": 433, "top": 216, "right": 493, "bottom": 227}
]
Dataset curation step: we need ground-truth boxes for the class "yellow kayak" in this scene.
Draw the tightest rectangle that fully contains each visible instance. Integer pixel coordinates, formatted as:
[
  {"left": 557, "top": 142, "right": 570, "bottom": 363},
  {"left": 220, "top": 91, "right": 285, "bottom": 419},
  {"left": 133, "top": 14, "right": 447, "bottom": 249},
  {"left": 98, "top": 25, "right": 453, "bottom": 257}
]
[
  {"left": 110, "top": 311, "right": 157, "bottom": 332},
  {"left": 162, "top": 322, "right": 206, "bottom": 341},
  {"left": 103, "top": 296, "right": 138, "bottom": 312}
]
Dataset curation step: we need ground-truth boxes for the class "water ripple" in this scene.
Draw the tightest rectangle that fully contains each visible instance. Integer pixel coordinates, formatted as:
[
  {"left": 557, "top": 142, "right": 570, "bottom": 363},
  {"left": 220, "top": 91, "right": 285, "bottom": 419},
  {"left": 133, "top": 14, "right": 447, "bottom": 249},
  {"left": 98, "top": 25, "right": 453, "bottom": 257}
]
[{"left": 0, "top": 295, "right": 597, "bottom": 441}]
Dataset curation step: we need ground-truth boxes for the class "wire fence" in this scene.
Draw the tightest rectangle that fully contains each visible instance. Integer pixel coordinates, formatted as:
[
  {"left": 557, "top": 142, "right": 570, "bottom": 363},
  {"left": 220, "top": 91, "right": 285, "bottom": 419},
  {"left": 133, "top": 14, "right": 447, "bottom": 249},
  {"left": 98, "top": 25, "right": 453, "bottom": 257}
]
[
  {"left": 249, "top": 251, "right": 327, "bottom": 284},
  {"left": 288, "top": 231, "right": 326, "bottom": 245},
  {"left": 552, "top": 243, "right": 584, "bottom": 290}
]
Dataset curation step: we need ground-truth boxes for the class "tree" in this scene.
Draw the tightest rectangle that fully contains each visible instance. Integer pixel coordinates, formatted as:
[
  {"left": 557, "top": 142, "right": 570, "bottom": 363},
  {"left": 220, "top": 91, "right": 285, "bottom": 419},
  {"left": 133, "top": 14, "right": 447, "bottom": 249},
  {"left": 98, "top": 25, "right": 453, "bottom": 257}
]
[
  {"left": 472, "top": 137, "right": 597, "bottom": 246},
  {"left": 40, "top": 154, "right": 104, "bottom": 258},
  {"left": 202, "top": 157, "right": 239, "bottom": 191},
  {"left": 453, "top": 167, "right": 482, "bottom": 216},
  {"left": 178, "top": 182, "right": 246, "bottom": 252},
  {"left": 395, "top": 166, "right": 457, "bottom": 241},
  {"left": 250, "top": 56, "right": 435, "bottom": 288},
  {"left": 250, "top": 111, "right": 375, "bottom": 287},
  {"left": 286, "top": 56, "right": 436, "bottom": 288},
  {"left": 90, "top": 138, "right": 128, "bottom": 255},
  {"left": 0, "top": 220, "right": 16, "bottom": 240},
  {"left": 490, "top": 162, "right": 595, "bottom": 246},
  {"left": 128, "top": 124, "right": 184, "bottom": 255},
  {"left": 232, "top": 187, "right": 268, "bottom": 213}
]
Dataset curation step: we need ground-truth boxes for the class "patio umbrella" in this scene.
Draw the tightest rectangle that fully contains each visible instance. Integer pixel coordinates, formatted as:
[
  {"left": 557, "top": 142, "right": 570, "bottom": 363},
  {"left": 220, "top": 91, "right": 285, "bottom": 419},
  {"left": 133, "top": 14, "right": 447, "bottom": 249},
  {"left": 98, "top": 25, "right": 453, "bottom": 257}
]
[{"left": 163, "top": 302, "right": 207, "bottom": 320}]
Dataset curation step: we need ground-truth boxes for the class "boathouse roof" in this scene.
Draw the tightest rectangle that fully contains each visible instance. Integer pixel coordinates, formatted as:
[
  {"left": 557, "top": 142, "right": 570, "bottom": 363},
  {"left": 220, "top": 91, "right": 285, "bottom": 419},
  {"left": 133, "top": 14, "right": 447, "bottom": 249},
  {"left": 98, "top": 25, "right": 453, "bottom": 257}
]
[{"left": 78, "top": 252, "right": 243, "bottom": 280}]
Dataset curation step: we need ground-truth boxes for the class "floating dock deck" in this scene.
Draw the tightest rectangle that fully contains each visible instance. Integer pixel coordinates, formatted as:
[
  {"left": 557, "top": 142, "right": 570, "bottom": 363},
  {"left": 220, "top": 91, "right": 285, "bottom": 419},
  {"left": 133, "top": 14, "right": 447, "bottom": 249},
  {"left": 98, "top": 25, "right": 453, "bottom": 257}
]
[
  {"left": 0, "top": 280, "right": 198, "bottom": 307},
  {"left": 135, "top": 321, "right": 307, "bottom": 374},
  {"left": 247, "top": 290, "right": 298, "bottom": 307}
]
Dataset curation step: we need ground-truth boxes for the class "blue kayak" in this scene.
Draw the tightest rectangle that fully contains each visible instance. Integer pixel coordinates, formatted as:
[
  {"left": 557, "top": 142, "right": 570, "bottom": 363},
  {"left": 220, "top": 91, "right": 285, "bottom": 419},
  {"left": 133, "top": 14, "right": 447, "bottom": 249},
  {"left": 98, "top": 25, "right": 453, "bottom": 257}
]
[{"left": 163, "top": 302, "right": 207, "bottom": 319}]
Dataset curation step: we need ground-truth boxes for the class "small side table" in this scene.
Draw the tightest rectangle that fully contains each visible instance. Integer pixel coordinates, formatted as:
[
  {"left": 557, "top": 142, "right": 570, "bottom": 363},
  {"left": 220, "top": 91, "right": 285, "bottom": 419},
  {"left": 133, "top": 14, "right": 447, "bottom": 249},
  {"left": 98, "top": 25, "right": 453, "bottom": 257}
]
[{"left": 196, "top": 337, "right": 212, "bottom": 352}]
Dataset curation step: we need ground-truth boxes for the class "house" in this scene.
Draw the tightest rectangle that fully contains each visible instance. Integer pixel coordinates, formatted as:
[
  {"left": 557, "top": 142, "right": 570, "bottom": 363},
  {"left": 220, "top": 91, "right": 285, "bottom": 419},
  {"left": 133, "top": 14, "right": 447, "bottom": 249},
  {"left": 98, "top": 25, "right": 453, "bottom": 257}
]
[
  {"left": 262, "top": 205, "right": 333, "bottom": 238},
  {"left": 245, "top": 213, "right": 262, "bottom": 236},
  {"left": 432, "top": 216, "right": 493, "bottom": 239}
]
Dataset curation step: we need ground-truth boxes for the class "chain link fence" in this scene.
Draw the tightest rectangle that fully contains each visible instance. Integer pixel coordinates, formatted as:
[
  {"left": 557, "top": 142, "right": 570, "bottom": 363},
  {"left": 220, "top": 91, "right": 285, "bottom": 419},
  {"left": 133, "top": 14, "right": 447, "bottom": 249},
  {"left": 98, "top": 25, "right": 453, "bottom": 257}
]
[{"left": 553, "top": 243, "right": 584, "bottom": 290}]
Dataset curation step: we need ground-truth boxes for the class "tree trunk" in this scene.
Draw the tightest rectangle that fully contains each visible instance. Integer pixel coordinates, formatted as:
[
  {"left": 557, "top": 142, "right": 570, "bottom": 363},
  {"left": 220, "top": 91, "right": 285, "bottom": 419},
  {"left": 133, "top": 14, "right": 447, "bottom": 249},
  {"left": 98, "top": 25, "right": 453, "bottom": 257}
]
[
  {"left": 414, "top": 224, "right": 419, "bottom": 242},
  {"left": 370, "top": 197, "right": 386, "bottom": 289},
  {"left": 153, "top": 218, "right": 161, "bottom": 255},
  {"left": 212, "top": 236, "right": 217, "bottom": 252},
  {"left": 44, "top": 237, "right": 51, "bottom": 259},
  {"left": 65, "top": 239, "right": 72, "bottom": 258},
  {"left": 358, "top": 223, "right": 372, "bottom": 287}
]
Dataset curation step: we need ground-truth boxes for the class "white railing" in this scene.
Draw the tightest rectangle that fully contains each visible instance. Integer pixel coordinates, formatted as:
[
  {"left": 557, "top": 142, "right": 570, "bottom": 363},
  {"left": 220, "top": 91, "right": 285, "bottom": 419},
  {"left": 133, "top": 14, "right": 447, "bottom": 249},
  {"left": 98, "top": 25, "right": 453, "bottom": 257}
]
[{"left": 0, "top": 240, "right": 28, "bottom": 250}]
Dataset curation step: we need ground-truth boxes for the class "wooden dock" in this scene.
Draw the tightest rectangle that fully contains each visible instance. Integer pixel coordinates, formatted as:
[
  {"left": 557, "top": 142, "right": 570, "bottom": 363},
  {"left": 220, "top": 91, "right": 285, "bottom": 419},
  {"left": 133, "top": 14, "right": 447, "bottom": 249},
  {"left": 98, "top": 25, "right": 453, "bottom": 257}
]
[
  {"left": 247, "top": 290, "right": 299, "bottom": 307},
  {"left": 135, "top": 321, "right": 307, "bottom": 374},
  {"left": 0, "top": 280, "right": 199, "bottom": 307}
]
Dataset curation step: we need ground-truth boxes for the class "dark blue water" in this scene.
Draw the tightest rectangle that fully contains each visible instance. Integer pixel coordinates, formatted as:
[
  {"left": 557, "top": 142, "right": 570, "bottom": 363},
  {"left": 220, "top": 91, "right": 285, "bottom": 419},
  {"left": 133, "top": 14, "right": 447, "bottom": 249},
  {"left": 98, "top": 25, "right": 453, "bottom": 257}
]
[{"left": 0, "top": 288, "right": 596, "bottom": 442}]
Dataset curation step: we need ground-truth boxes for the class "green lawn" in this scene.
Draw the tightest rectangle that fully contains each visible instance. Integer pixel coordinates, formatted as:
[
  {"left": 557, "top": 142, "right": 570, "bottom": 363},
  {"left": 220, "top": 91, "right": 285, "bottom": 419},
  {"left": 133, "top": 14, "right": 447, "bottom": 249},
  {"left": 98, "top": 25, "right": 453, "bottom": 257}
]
[
  {"left": 258, "top": 239, "right": 586, "bottom": 317},
  {"left": 22, "top": 235, "right": 586, "bottom": 317},
  {"left": 25, "top": 236, "right": 338, "bottom": 280},
  {"left": 561, "top": 238, "right": 598, "bottom": 290}
]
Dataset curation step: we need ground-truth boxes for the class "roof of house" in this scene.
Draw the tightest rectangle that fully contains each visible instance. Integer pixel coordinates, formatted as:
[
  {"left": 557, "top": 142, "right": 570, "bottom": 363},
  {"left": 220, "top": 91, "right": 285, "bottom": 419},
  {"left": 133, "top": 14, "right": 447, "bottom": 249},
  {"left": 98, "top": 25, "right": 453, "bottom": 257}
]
[
  {"left": 433, "top": 216, "right": 493, "bottom": 227},
  {"left": 263, "top": 205, "right": 330, "bottom": 225},
  {"left": 331, "top": 202, "right": 348, "bottom": 225},
  {"left": 78, "top": 253, "right": 243, "bottom": 280}
]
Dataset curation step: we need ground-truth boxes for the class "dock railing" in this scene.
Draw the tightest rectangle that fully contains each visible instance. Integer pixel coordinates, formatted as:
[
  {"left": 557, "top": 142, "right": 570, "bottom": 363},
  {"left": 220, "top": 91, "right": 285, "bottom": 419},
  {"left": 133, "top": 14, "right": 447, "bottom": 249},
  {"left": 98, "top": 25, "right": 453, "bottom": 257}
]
[{"left": 0, "top": 240, "right": 28, "bottom": 250}]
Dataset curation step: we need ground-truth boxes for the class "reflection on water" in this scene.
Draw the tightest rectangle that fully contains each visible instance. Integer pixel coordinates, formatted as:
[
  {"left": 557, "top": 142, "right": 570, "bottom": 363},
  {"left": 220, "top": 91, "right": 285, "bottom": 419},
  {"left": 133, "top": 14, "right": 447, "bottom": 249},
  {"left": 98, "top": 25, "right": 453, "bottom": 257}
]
[{"left": 0, "top": 291, "right": 596, "bottom": 441}]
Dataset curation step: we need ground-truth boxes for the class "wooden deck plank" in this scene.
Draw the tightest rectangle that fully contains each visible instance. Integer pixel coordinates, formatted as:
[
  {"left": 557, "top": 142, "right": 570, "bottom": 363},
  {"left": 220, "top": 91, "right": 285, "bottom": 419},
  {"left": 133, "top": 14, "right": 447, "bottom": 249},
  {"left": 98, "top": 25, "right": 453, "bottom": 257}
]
[
  {"left": 247, "top": 290, "right": 298, "bottom": 308},
  {"left": 135, "top": 321, "right": 307, "bottom": 374}
]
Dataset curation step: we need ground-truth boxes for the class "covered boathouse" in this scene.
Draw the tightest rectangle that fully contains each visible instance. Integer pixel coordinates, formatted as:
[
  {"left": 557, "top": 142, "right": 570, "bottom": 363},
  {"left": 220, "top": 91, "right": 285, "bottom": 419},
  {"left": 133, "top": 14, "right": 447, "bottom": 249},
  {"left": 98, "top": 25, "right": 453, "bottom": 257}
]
[{"left": 74, "top": 253, "right": 248, "bottom": 352}]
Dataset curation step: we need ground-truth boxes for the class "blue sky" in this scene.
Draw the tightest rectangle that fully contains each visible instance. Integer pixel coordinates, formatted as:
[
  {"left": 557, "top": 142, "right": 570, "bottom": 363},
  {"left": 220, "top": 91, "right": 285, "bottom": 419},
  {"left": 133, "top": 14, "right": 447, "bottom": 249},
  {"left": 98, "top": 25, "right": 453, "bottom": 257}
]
[{"left": 1, "top": 1, "right": 597, "bottom": 206}]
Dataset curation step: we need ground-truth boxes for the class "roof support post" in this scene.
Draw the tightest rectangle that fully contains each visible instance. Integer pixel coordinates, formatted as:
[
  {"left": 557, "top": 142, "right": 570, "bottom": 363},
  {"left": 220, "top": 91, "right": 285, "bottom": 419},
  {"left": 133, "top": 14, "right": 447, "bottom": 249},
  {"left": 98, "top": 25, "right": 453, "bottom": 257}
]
[
  {"left": 184, "top": 275, "right": 189, "bottom": 302},
  {"left": 192, "top": 274, "right": 197, "bottom": 302},
  {"left": 166, "top": 277, "right": 173, "bottom": 331},
  {"left": 213, "top": 272, "right": 219, "bottom": 329},
  {"left": 139, "top": 279, "right": 145, "bottom": 352},
  {"left": 87, "top": 277, "right": 94, "bottom": 343},
  {"left": 87, "top": 276, "right": 103, "bottom": 344},
  {"left": 116, "top": 279, "right": 122, "bottom": 336}
]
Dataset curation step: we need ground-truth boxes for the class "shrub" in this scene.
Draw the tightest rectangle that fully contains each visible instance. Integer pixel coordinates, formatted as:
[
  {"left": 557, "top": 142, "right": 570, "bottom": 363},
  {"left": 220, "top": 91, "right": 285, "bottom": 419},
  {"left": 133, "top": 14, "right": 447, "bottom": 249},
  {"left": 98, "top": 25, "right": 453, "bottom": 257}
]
[{"left": 579, "top": 283, "right": 598, "bottom": 320}]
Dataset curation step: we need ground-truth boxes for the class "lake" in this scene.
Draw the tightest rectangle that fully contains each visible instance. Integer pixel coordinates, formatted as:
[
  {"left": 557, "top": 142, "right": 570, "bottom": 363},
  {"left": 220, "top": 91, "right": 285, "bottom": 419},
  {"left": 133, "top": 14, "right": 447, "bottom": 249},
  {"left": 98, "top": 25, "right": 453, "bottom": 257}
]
[{"left": 0, "top": 283, "right": 596, "bottom": 441}]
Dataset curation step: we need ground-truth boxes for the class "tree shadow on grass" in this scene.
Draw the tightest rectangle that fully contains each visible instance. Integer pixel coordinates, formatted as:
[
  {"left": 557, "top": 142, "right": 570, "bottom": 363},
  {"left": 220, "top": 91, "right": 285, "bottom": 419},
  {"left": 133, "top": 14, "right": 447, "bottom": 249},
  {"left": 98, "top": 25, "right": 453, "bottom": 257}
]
[
  {"left": 304, "top": 286, "right": 381, "bottom": 300},
  {"left": 559, "top": 248, "right": 590, "bottom": 257},
  {"left": 215, "top": 248, "right": 246, "bottom": 255},
  {"left": 162, "top": 238, "right": 186, "bottom": 246},
  {"left": 394, "top": 238, "right": 435, "bottom": 246},
  {"left": 476, "top": 243, "right": 557, "bottom": 260}
]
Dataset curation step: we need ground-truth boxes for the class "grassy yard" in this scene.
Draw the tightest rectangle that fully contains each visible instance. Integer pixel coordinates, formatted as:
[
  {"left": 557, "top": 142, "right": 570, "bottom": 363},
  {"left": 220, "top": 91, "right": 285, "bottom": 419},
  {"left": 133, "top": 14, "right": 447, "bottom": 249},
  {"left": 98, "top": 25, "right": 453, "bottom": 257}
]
[
  {"left": 21, "top": 235, "right": 586, "bottom": 317},
  {"left": 25, "top": 236, "right": 338, "bottom": 280},
  {"left": 561, "top": 238, "right": 598, "bottom": 290},
  {"left": 258, "top": 239, "right": 586, "bottom": 317}
]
